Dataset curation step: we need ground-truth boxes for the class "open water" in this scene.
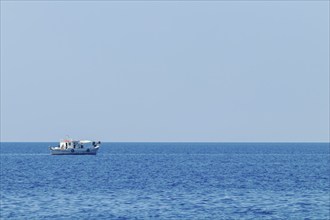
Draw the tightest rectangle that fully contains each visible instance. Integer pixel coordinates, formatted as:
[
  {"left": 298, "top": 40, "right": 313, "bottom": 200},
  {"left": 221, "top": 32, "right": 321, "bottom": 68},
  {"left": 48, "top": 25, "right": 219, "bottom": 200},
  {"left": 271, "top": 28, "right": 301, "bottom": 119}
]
[{"left": 0, "top": 142, "right": 329, "bottom": 219}]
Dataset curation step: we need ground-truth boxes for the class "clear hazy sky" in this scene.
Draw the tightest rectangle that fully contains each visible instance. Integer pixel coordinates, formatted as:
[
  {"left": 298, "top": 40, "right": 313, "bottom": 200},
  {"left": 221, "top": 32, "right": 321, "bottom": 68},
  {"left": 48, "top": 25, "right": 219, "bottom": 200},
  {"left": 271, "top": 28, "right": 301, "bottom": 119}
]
[{"left": 1, "top": 1, "right": 329, "bottom": 142}]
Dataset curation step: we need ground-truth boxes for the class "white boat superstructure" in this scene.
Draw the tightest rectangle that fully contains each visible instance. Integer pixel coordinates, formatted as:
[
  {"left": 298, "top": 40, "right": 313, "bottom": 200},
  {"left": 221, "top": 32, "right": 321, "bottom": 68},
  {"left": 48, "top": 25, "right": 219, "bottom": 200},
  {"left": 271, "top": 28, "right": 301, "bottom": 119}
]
[{"left": 49, "top": 138, "right": 101, "bottom": 155}]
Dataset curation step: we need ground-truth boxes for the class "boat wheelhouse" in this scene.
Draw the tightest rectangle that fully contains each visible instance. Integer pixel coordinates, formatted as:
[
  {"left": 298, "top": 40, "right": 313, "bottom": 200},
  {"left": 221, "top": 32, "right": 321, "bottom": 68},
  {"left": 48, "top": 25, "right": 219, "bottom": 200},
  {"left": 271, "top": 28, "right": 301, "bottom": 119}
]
[{"left": 49, "top": 138, "right": 101, "bottom": 155}]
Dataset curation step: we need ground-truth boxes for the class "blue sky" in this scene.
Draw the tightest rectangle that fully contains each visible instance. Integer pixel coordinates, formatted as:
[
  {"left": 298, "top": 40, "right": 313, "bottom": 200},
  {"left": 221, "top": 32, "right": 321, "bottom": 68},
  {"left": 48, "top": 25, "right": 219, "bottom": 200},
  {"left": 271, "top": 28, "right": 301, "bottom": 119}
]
[{"left": 1, "top": 1, "right": 329, "bottom": 142}]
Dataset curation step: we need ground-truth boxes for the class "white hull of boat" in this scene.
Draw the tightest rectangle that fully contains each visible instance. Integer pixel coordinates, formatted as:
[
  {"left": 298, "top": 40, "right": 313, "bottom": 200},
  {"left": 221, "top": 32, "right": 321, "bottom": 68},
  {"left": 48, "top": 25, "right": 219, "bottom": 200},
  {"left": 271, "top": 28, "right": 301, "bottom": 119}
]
[{"left": 50, "top": 146, "right": 99, "bottom": 155}]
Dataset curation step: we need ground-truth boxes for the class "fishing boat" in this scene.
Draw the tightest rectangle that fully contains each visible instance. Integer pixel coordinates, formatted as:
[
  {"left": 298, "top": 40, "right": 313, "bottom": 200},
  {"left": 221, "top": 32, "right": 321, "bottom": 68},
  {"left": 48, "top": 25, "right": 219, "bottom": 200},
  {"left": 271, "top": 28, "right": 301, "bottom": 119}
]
[{"left": 49, "top": 138, "right": 101, "bottom": 155}]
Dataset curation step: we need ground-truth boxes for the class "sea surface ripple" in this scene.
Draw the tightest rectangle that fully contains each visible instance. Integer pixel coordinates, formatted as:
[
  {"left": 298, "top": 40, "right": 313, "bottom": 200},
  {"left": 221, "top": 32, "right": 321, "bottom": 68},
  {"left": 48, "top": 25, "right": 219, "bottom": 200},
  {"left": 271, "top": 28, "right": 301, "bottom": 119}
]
[{"left": 0, "top": 142, "right": 329, "bottom": 219}]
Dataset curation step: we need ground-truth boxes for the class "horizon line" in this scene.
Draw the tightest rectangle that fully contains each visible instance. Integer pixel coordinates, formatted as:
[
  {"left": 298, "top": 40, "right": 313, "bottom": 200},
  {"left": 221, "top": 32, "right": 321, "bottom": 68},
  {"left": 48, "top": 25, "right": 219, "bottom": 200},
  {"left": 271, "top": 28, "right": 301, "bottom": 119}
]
[{"left": 0, "top": 141, "right": 329, "bottom": 143}]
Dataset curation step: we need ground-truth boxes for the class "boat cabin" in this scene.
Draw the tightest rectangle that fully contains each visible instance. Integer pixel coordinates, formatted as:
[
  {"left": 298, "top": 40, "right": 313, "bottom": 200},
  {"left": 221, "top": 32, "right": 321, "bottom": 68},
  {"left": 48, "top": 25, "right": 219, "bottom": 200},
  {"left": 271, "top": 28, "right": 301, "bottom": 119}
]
[{"left": 59, "top": 139, "right": 99, "bottom": 150}]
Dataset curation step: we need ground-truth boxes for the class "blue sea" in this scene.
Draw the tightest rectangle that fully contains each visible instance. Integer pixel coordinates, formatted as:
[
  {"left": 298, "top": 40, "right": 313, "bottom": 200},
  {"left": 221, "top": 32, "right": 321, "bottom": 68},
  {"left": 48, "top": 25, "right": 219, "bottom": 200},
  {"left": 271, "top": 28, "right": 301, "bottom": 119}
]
[{"left": 0, "top": 142, "right": 329, "bottom": 219}]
